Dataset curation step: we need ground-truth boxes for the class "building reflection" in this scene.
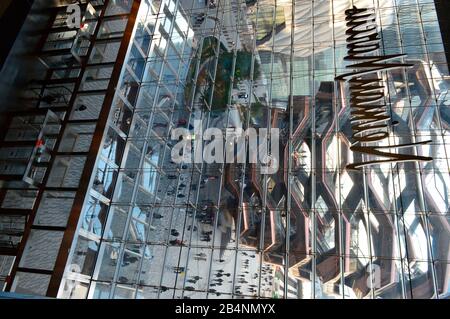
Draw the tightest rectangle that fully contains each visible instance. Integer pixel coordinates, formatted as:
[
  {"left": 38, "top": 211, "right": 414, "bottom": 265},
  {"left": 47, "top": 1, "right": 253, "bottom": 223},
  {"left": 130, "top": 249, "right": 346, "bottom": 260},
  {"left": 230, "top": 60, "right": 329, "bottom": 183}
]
[{"left": 0, "top": 0, "right": 448, "bottom": 299}]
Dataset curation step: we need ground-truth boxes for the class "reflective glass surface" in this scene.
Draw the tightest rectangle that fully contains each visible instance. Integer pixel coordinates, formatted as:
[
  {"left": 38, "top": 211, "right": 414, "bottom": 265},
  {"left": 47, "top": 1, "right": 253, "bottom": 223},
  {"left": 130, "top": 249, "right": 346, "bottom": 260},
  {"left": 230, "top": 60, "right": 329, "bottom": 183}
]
[{"left": 60, "top": 0, "right": 450, "bottom": 299}]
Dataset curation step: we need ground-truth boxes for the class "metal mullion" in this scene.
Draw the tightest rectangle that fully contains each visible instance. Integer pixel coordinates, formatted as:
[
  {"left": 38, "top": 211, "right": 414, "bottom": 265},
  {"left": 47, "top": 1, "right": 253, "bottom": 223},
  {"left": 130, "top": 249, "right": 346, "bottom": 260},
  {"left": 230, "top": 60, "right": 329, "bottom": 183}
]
[
  {"left": 76, "top": 88, "right": 108, "bottom": 95},
  {"left": 94, "top": 36, "right": 124, "bottom": 44},
  {"left": 15, "top": 268, "right": 53, "bottom": 276},
  {"left": 103, "top": 13, "right": 133, "bottom": 21},
  {"left": 67, "top": 119, "right": 101, "bottom": 124},
  {"left": 98, "top": 153, "right": 120, "bottom": 170},
  {"left": 41, "top": 187, "right": 80, "bottom": 192},
  {"left": 310, "top": 0, "right": 318, "bottom": 300},
  {"left": 88, "top": 189, "right": 112, "bottom": 206},
  {"left": 31, "top": 225, "right": 66, "bottom": 232}
]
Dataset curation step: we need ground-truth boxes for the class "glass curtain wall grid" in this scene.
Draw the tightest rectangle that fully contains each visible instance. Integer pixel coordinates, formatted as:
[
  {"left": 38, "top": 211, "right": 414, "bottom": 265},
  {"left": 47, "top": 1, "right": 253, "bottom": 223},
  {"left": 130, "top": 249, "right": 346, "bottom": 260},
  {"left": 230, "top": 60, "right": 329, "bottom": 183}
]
[
  {"left": 58, "top": 0, "right": 449, "bottom": 299},
  {"left": 0, "top": 0, "right": 449, "bottom": 299},
  {"left": 0, "top": 0, "right": 140, "bottom": 297}
]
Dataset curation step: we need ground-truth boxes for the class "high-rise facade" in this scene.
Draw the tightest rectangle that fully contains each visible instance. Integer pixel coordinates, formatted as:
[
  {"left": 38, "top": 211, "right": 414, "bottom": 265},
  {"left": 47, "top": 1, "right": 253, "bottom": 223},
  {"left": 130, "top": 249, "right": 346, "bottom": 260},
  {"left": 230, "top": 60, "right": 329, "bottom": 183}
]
[{"left": 0, "top": 0, "right": 448, "bottom": 299}]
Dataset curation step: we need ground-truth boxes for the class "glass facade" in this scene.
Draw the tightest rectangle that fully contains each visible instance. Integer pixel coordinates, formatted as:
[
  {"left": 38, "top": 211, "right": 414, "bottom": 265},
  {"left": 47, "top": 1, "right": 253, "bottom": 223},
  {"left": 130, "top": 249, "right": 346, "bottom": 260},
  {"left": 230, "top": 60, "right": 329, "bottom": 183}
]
[{"left": 0, "top": 0, "right": 448, "bottom": 299}]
